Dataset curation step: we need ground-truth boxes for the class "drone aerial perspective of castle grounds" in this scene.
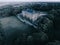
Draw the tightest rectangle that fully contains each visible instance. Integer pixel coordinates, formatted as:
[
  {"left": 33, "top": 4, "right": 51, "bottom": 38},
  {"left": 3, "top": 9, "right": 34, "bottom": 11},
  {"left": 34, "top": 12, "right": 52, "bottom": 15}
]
[{"left": 0, "top": 2, "right": 60, "bottom": 45}]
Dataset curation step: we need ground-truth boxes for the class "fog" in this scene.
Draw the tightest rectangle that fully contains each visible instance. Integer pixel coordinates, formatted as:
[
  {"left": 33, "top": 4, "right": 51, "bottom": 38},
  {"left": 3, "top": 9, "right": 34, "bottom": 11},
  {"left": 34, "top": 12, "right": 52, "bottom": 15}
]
[{"left": 0, "top": 0, "right": 59, "bottom": 2}]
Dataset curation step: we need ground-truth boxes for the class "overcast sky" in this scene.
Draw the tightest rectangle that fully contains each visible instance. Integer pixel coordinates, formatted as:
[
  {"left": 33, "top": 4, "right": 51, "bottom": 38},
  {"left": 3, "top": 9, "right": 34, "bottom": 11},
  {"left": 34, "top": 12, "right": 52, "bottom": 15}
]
[{"left": 0, "top": 0, "right": 59, "bottom": 2}]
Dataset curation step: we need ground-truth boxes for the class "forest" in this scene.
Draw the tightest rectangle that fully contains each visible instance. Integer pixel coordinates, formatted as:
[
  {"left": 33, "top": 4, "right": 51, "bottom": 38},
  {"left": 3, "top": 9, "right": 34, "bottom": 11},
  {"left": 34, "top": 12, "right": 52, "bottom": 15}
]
[{"left": 0, "top": 2, "right": 60, "bottom": 45}]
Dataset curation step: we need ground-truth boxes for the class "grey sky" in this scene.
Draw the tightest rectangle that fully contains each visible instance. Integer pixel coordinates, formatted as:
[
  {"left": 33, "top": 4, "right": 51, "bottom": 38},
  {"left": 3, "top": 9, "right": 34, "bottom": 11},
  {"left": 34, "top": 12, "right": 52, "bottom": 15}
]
[{"left": 0, "top": 0, "right": 59, "bottom": 2}]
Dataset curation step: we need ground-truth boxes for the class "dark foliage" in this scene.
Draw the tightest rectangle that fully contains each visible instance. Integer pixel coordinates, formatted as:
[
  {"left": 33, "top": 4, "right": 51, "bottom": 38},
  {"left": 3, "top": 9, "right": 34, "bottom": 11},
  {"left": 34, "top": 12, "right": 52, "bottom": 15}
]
[{"left": 0, "top": 2, "right": 60, "bottom": 45}]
